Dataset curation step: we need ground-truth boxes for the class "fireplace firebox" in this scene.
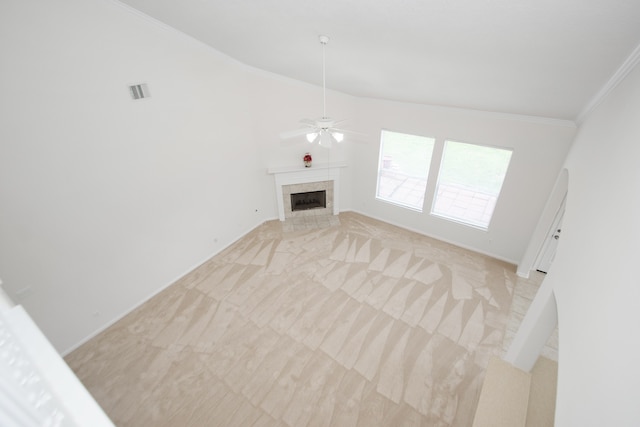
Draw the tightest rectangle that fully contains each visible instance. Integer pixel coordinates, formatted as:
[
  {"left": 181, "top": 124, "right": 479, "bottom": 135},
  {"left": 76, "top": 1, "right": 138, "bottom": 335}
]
[{"left": 291, "top": 190, "right": 326, "bottom": 212}]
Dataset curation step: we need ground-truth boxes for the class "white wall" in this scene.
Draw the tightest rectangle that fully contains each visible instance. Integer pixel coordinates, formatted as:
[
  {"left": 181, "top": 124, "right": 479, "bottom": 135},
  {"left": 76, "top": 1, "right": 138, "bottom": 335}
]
[
  {"left": 547, "top": 61, "right": 640, "bottom": 425},
  {"left": 350, "top": 98, "right": 576, "bottom": 263}
]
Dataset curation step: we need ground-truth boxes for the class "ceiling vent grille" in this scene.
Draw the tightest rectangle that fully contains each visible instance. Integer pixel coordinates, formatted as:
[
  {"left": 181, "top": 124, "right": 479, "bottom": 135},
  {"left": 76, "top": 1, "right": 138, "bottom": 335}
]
[{"left": 129, "top": 83, "right": 150, "bottom": 100}]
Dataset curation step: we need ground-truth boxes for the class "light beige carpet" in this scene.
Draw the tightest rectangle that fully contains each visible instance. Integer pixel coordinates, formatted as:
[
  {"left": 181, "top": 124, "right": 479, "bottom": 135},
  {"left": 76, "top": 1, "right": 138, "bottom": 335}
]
[
  {"left": 526, "top": 356, "right": 558, "bottom": 427},
  {"left": 471, "top": 357, "right": 531, "bottom": 427},
  {"left": 66, "top": 212, "right": 521, "bottom": 426}
]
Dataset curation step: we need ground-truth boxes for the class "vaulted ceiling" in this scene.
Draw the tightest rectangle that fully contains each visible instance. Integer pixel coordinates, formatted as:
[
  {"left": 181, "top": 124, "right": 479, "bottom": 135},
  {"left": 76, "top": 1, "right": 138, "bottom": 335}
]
[{"left": 119, "top": 0, "right": 640, "bottom": 120}]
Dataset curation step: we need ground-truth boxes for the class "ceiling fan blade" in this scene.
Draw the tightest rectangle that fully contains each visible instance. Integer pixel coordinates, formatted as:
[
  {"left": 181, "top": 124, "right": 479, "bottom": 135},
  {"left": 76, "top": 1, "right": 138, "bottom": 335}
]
[
  {"left": 279, "top": 128, "right": 313, "bottom": 139},
  {"left": 299, "top": 118, "right": 317, "bottom": 127},
  {"left": 332, "top": 128, "right": 368, "bottom": 137}
]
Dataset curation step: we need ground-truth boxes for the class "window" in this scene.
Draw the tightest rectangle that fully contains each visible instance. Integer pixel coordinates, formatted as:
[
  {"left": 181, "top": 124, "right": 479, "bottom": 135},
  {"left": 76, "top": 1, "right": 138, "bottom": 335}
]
[
  {"left": 432, "top": 140, "right": 512, "bottom": 229},
  {"left": 376, "top": 130, "right": 435, "bottom": 211}
]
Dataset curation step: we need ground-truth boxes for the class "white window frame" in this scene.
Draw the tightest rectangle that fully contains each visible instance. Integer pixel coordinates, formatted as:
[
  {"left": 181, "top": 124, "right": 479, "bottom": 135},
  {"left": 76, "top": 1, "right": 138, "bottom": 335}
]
[
  {"left": 430, "top": 139, "right": 513, "bottom": 230},
  {"left": 375, "top": 130, "right": 436, "bottom": 212}
]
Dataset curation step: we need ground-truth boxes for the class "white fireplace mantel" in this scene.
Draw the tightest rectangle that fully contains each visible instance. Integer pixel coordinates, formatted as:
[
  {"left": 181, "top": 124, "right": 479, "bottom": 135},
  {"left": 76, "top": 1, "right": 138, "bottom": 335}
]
[{"left": 267, "top": 162, "right": 347, "bottom": 221}]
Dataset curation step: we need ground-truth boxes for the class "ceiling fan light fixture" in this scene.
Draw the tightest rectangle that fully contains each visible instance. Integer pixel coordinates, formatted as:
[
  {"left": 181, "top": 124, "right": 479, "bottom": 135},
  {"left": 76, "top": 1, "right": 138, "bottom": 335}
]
[
  {"left": 319, "top": 131, "right": 333, "bottom": 148},
  {"left": 306, "top": 132, "right": 319, "bottom": 143},
  {"left": 331, "top": 131, "right": 344, "bottom": 143}
]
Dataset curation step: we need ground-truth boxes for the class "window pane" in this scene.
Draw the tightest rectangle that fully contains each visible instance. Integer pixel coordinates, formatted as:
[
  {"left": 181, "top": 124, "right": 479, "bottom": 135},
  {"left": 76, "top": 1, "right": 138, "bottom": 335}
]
[
  {"left": 376, "top": 130, "right": 435, "bottom": 211},
  {"left": 432, "top": 140, "right": 512, "bottom": 229}
]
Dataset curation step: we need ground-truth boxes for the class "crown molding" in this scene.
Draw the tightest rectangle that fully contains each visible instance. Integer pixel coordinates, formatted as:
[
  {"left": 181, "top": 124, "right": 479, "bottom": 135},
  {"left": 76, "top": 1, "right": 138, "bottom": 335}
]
[{"left": 576, "top": 42, "right": 640, "bottom": 124}]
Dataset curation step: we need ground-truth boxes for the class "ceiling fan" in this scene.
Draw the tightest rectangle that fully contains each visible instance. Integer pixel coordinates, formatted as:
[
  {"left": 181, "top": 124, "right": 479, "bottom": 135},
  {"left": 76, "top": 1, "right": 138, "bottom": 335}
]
[{"left": 280, "top": 35, "right": 352, "bottom": 148}]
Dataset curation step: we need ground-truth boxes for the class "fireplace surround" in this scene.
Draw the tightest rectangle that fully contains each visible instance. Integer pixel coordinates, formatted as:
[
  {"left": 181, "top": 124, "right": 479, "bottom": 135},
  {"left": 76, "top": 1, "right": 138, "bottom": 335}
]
[
  {"left": 267, "top": 162, "right": 347, "bottom": 221},
  {"left": 282, "top": 180, "right": 333, "bottom": 219}
]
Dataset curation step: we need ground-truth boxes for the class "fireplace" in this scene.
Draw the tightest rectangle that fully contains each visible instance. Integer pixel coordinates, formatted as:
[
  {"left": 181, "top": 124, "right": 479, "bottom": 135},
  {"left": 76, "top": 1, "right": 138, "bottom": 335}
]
[
  {"left": 267, "top": 162, "right": 347, "bottom": 221},
  {"left": 291, "top": 190, "right": 326, "bottom": 212},
  {"left": 282, "top": 180, "right": 333, "bottom": 219}
]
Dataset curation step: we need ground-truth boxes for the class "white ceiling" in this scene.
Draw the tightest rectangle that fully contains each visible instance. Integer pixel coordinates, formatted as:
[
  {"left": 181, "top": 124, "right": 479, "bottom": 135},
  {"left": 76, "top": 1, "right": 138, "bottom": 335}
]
[{"left": 118, "top": 0, "right": 640, "bottom": 120}]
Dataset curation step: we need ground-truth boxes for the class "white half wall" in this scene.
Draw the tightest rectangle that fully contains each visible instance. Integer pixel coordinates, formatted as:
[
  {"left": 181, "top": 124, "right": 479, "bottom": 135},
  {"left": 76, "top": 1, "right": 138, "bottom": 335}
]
[{"left": 503, "top": 277, "right": 557, "bottom": 372}]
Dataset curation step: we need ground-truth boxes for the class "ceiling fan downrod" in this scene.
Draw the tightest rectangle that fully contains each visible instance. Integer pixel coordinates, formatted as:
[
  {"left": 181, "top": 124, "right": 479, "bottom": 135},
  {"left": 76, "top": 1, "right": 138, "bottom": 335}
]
[{"left": 319, "top": 35, "right": 329, "bottom": 119}]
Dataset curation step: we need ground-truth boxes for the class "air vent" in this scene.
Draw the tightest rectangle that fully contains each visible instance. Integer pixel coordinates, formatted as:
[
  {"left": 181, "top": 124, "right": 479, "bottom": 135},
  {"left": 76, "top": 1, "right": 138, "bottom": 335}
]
[{"left": 129, "top": 83, "right": 150, "bottom": 100}]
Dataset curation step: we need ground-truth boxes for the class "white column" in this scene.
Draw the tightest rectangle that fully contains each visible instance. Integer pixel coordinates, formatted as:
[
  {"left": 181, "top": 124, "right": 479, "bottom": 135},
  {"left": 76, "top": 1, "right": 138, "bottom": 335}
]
[{"left": 504, "top": 276, "right": 558, "bottom": 372}]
